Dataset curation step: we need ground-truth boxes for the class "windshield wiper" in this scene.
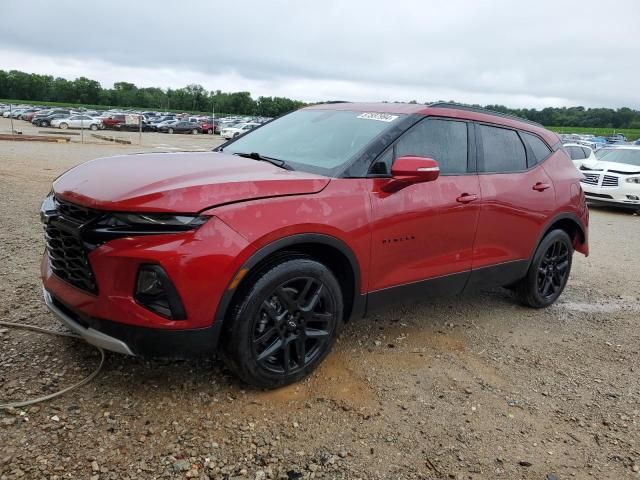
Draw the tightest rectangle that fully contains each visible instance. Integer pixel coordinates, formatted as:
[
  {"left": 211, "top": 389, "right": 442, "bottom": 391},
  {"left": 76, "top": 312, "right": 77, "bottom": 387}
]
[{"left": 232, "top": 152, "right": 293, "bottom": 170}]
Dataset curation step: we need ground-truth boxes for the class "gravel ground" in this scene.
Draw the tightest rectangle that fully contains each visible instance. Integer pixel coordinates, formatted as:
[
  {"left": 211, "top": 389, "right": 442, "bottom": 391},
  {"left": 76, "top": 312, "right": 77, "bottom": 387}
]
[{"left": 1, "top": 119, "right": 640, "bottom": 479}]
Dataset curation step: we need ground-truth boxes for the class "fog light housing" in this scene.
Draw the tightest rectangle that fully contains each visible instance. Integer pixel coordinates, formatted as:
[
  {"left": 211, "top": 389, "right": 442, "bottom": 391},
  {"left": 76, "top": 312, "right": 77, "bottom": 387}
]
[
  {"left": 626, "top": 195, "right": 640, "bottom": 201},
  {"left": 134, "top": 265, "right": 186, "bottom": 320}
]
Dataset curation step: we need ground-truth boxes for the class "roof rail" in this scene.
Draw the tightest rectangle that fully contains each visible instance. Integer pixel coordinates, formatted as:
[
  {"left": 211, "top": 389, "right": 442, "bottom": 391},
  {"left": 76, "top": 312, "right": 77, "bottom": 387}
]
[{"left": 428, "top": 102, "right": 544, "bottom": 128}]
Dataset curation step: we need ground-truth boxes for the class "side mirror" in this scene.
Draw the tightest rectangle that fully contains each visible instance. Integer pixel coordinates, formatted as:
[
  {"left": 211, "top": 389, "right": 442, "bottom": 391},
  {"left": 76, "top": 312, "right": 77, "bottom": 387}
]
[{"left": 382, "top": 156, "right": 440, "bottom": 192}]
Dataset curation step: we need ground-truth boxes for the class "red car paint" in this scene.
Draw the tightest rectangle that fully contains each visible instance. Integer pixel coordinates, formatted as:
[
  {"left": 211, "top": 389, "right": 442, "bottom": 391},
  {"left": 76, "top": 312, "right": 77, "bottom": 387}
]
[{"left": 41, "top": 102, "right": 589, "bottom": 355}]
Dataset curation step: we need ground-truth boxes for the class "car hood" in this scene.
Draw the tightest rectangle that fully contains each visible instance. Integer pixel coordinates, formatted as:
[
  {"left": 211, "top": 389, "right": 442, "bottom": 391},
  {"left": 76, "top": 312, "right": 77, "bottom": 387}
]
[
  {"left": 580, "top": 160, "right": 640, "bottom": 174},
  {"left": 53, "top": 151, "right": 330, "bottom": 212}
]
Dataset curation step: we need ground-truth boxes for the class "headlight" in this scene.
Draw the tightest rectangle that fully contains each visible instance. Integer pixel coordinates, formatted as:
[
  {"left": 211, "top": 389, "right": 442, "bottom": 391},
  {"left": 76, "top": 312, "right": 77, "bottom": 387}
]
[
  {"left": 625, "top": 177, "right": 640, "bottom": 184},
  {"left": 95, "top": 213, "right": 210, "bottom": 232}
]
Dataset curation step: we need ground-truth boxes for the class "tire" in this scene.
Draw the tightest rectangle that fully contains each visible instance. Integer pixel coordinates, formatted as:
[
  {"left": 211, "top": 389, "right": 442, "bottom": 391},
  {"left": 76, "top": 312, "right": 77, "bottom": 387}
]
[
  {"left": 89, "top": 124, "right": 98, "bottom": 131},
  {"left": 192, "top": 129, "right": 198, "bottom": 135},
  {"left": 514, "top": 229, "right": 573, "bottom": 308},
  {"left": 59, "top": 123, "right": 68, "bottom": 130},
  {"left": 207, "top": 128, "right": 213, "bottom": 134},
  {"left": 234, "top": 132, "right": 240, "bottom": 138},
  {"left": 221, "top": 257, "right": 344, "bottom": 388},
  {"left": 168, "top": 128, "right": 174, "bottom": 134}
]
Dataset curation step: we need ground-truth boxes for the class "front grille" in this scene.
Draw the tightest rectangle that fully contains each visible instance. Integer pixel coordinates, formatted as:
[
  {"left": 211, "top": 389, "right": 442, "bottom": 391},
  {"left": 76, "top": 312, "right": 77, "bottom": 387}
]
[
  {"left": 602, "top": 175, "right": 619, "bottom": 187},
  {"left": 55, "top": 199, "right": 99, "bottom": 224},
  {"left": 45, "top": 224, "right": 97, "bottom": 293},
  {"left": 44, "top": 198, "right": 100, "bottom": 294},
  {"left": 580, "top": 173, "right": 600, "bottom": 185}
]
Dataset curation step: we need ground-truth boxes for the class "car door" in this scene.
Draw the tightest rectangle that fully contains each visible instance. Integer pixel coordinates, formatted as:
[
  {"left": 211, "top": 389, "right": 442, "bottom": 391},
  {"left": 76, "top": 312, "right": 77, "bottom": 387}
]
[
  {"left": 367, "top": 117, "right": 481, "bottom": 307},
  {"left": 467, "top": 124, "right": 556, "bottom": 288}
]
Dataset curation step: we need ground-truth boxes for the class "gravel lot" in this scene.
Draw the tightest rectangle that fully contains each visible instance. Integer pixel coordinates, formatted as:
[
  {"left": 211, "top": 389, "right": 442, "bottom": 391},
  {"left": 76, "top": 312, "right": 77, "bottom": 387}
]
[{"left": 1, "top": 117, "right": 639, "bottom": 480}]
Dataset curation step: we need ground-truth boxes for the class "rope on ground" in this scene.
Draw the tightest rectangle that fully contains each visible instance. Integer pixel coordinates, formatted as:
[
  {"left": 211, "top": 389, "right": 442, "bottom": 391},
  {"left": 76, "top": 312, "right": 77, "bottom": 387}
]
[{"left": 0, "top": 320, "right": 104, "bottom": 409}]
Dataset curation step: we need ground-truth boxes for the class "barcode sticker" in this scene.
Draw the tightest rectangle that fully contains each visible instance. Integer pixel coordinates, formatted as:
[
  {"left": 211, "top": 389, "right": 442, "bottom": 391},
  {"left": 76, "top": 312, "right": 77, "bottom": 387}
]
[{"left": 357, "top": 112, "right": 399, "bottom": 122}]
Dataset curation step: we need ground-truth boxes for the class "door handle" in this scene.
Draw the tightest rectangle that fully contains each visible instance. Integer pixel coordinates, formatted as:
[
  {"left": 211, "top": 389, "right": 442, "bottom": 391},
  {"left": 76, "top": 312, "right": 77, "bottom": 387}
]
[
  {"left": 532, "top": 182, "right": 551, "bottom": 192},
  {"left": 456, "top": 193, "right": 478, "bottom": 204}
]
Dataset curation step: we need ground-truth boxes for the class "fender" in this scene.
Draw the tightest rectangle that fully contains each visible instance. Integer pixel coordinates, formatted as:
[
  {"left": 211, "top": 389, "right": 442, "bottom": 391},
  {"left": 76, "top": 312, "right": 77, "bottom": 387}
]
[
  {"left": 212, "top": 233, "right": 366, "bottom": 333},
  {"left": 529, "top": 211, "right": 589, "bottom": 263}
]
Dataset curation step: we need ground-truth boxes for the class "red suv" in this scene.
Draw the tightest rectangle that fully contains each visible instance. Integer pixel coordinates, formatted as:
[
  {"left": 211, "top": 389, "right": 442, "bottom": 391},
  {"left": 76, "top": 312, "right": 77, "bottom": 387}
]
[{"left": 40, "top": 103, "right": 589, "bottom": 387}]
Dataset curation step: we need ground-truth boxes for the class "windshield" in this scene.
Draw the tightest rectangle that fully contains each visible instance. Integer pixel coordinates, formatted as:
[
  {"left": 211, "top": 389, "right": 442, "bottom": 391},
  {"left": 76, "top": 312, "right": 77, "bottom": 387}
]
[
  {"left": 596, "top": 148, "right": 640, "bottom": 166},
  {"left": 222, "top": 109, "right": 405, "bottom": 175}
]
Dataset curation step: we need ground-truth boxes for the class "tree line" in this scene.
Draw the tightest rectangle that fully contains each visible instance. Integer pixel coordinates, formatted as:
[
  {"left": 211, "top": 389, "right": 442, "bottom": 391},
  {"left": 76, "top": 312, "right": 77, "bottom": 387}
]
[
  {"left": 1, "top": 69, "right": 639, "bottom": 127},
  {"left": 0, "top": 70, "right": 305, "bottom": 117}
]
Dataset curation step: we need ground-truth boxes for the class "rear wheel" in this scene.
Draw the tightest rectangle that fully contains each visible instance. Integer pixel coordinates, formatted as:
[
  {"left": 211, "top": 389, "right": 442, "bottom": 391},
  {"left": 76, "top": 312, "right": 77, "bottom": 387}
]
[
  {"left": 192, "top": 128, "right": 198, "bottom": 135},
  {"left": 222, "top": 258, "right": 343, "bottom": 388},
  {"left": 89, "top": 124, "right": 98, "bottom": 131},
  {"left": 59, "top": 123, "right": 68, "bottom": 129},
  {"left": 207, "top": 128, "right": 213, "bottom": 134},
  {"left": 515, "top": 229, "right": 573, "bottom": 308},
  {"left": 168, "top": 128, "right": 174, "bottom": 134}
]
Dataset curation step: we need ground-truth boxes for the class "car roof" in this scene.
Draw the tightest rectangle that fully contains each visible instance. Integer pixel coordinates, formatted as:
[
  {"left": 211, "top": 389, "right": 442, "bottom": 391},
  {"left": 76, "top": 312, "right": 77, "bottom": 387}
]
[{"left": 303, "top": 102, "right": 559, "bottom": 146}]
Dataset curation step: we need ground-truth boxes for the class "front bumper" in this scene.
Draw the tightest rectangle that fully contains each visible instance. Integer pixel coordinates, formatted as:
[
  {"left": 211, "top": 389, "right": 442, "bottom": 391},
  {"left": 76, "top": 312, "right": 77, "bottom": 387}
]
[
  {"left": 44, "top": 289, "right": 223, "bottom": 357},
  {"left": 582, "top": 185, "right": 640, "bottom": 209},
  {"left": 41, "top": 211, "right": 254, "bottom": 356},
  {"left": 44, "top": 288, "right": 134, "bottom": 355}
]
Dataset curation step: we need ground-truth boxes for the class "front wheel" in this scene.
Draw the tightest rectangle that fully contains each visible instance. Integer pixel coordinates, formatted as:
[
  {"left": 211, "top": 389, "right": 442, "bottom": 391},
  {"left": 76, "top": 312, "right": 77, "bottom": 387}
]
[
  {"left": 59, "top": 123, "right": 68, "bottom": 130},
  {"left": 192, "top": 129, "right": 198, "bottom": 135},
  {"left": 89, "top": 124, "right": 98, "bottom": 131},
  {"left": 222, "top": 257, "right": 343, "bottom": 388},
  {"left": 168, "top": 128, "right": 174, "bottom": 134},
  {"left": 207, "top": 128, "right": 213, "bottom": 134},
  {"left": 515, "top": 229, "right": 573, "bottom": 308}
]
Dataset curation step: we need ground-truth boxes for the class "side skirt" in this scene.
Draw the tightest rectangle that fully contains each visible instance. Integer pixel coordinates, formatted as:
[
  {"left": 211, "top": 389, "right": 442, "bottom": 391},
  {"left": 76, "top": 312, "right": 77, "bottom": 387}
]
[
  {"left": 364, "top": 260, "right": 529, "bottom": 314},
  {"left": 463, "top": 260, "right": 529, "bottom": 292}
]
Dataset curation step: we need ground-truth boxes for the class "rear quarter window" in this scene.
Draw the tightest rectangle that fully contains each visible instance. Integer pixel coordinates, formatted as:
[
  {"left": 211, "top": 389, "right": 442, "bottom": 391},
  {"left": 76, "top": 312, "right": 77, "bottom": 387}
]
[{"left": 521, "top": 132, "right": 552, "bottom": 166}]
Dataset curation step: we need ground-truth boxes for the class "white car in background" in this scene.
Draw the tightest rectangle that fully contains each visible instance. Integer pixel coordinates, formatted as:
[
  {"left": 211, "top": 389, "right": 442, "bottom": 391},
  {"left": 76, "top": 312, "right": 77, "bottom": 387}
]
[
  {"left": 50, "top": 115, "right": 102, "bottom": 130},
  {"left": 221, "top": 122, "right": 260, "bottom": 139},
  {"left": 563, "top": 143, "right": 598, "bottom": 169},
  {"left": 578, "top": 146, "right": 640, "bottom": 211}
]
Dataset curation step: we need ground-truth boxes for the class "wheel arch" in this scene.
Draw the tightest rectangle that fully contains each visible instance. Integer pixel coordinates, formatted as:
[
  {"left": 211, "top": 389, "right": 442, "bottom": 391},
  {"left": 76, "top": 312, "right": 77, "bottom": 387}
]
[
  {"left": 534, "top": 213, "right": 587, "bottom": 260},
  {"left": 213, "top": 234, "right": 364, "bottom": 336}
]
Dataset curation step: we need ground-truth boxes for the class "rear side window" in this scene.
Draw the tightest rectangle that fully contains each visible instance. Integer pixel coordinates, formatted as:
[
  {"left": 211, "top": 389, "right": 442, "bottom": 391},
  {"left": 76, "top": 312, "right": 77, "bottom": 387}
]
[
  {"left": 478, "top": 125, "right": 526, "bottom": 172},
  {"left": 566, "top": 146, "right": 586, "bottom": 160},
  {"left": 521, "top": 132, "right": 552, "bottom": 165},
  {"left": 395, "top": 118, "right": 468, "bottom": 174},
  {"left": 581, "top": 147, "right": 592, "bottom": 158}
]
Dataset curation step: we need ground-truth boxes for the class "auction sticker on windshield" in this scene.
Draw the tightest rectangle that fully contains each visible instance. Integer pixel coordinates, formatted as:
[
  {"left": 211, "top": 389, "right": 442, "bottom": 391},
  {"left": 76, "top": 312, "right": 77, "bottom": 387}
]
[{"left": 357, "top": 112, "right": 399, "bottom": 122}]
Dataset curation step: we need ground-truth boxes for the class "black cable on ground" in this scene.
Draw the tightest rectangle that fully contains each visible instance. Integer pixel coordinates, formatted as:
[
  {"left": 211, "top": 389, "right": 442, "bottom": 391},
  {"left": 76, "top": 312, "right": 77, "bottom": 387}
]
[{"left": 0, "top": 321, "right": 104, "bottom": 409}]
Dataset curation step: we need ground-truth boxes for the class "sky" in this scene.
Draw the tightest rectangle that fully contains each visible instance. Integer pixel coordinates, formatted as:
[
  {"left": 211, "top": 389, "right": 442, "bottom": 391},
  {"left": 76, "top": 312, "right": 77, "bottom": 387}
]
[{"left": 1, "top": 0, "right": 639, "bottom": 109}]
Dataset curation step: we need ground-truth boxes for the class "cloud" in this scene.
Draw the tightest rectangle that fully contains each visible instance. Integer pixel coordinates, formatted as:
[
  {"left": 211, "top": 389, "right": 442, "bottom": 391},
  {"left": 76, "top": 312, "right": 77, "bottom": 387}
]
[{"left": 1, "top": 0, "right": 639, "bottom": 108}]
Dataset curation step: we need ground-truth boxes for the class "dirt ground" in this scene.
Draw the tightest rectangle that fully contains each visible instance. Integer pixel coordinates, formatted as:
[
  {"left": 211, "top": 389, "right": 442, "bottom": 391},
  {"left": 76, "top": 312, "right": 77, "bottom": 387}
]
[{"left": 1, "top": 116, "right": 639, "bottom": 480}]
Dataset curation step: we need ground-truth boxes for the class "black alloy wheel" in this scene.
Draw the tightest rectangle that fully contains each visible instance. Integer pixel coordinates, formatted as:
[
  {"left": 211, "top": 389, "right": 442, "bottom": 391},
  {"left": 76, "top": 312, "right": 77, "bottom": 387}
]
[
  {"left": 536, "top": 239, "right": 569, "bottom": 300},
  {"left": 515, "top": 229, "right": 573, "bottom": 308},
  {"left": 252, "top": 277, "right": 336, "bottom": 375},
  {"left": 222, "top": 257, "right": 343, "bottom": 388}
]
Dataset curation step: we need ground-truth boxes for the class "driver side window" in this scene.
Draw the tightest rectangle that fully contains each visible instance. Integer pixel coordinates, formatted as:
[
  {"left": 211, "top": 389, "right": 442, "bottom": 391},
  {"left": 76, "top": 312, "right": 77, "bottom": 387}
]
[{"left": 371, "top": 118, "right": 469, "bottom": 175}]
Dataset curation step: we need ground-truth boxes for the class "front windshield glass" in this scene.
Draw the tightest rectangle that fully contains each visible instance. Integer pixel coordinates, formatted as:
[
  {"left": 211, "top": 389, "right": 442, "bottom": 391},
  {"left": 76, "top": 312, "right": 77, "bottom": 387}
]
[
  {"left": 596, "top": 148, "right": 640, "bottom": 166},
  {"left": 222, "top": 109, "right": 405, "bottom": 175}
]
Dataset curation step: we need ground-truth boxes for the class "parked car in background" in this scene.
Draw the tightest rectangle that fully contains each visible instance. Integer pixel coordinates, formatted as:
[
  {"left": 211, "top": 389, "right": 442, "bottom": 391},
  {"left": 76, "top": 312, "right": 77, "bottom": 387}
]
[
  {"left": 115, "top": 121, "right": 157, "bottom": 132},
  {"left": 33, "top": 113, "right": 71, "bottom": 127},
  {"left": 51, "top": 114, "right": 102, "bottom": 130},
  {"left": 40, "top": 102, "right": 588, "bottom": 388},
  {"left": 157, "top": 121, "right": 202, "bottom": 134},
  {"left": 578, "top": 146, "right": 640, "bottom": 210},
  {"left": 199, "top": 120, "right": 220, "bottom": 134},
  {"left": 101, "top": 114, "right": 126, "bottom": 129},
  {"left": 606, "top": 133, "right": 627, "bottom": 143},
  {"left": 22, "top": 110, "right": 41, "bottom": 122},
  {"left": 221, "top": 122, "right": 260, "bottom": 139},
  {"left": 563, "top": 143, "right": 597, "bottom": 168}
]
